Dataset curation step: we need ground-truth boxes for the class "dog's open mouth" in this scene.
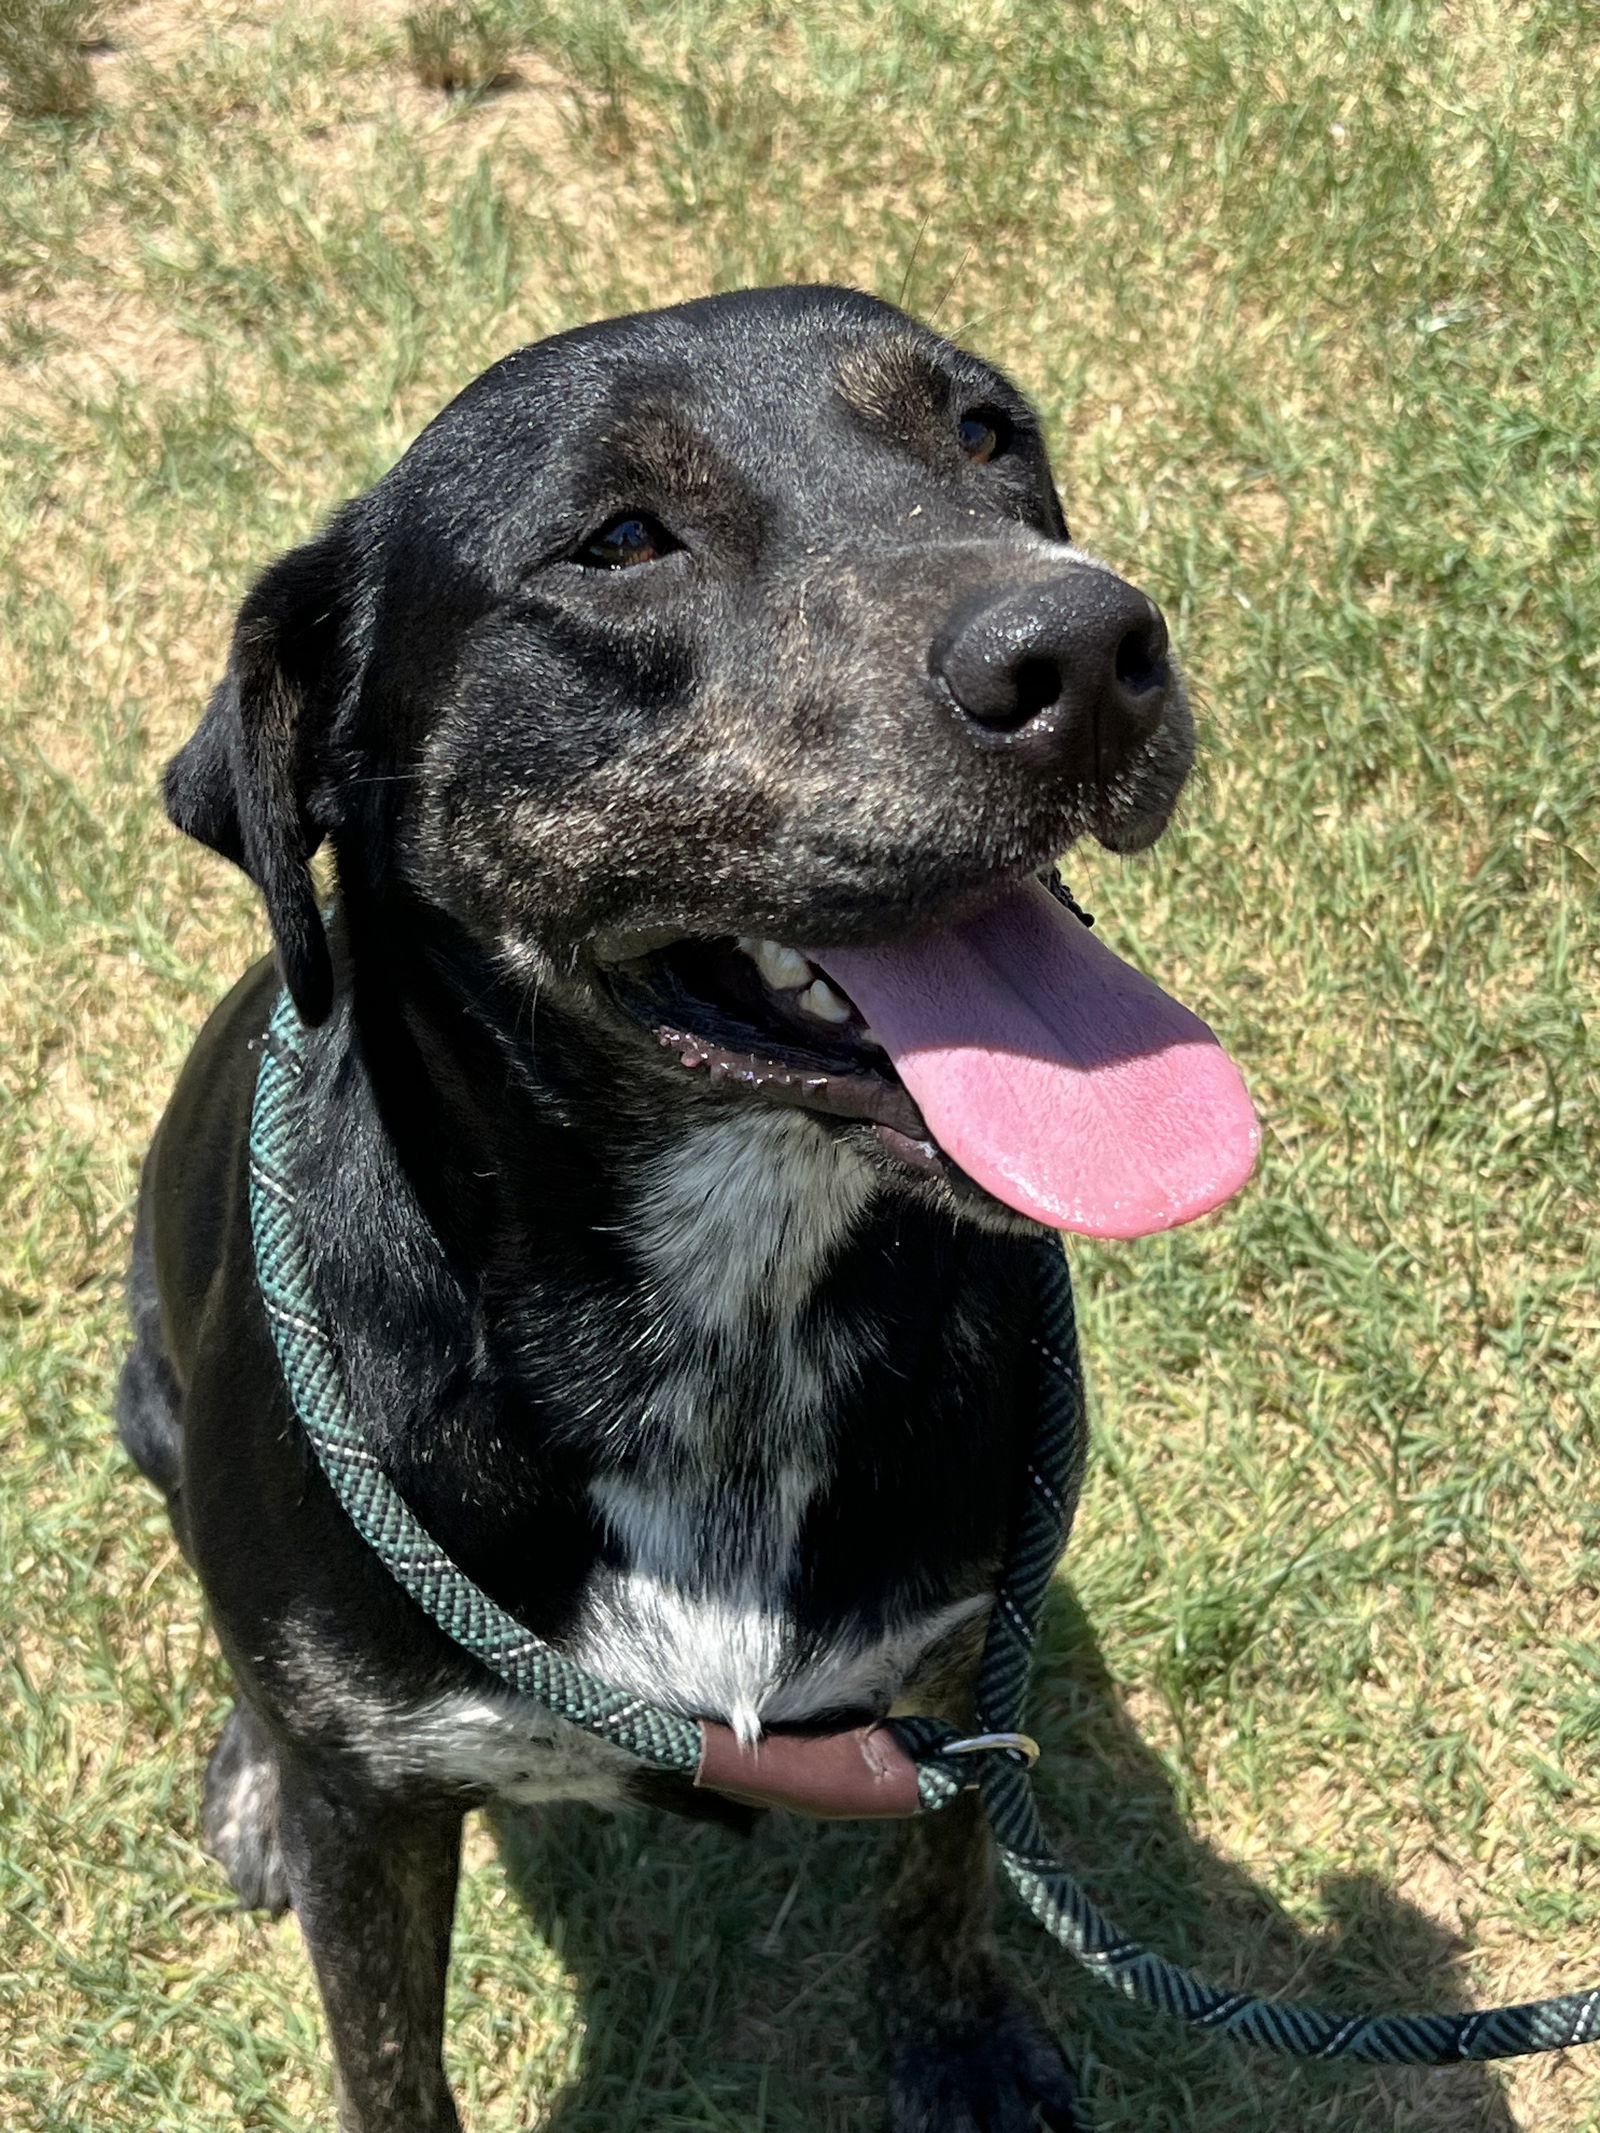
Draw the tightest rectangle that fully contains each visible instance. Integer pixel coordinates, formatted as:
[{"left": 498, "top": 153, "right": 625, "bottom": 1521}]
[
  {"left": 603, "top": 933, "right": 941, "bottom": 1165},
  {"left": 604, "top": 878, "right": 1261, "bottom": 1239}
]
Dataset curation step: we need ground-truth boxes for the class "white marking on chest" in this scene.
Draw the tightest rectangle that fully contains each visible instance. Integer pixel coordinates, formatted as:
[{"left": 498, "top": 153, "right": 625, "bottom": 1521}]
[
  {"left": 329, "top": 1591, "right": 980, "bottom": 1803},
  {"left": 568, "top": 1108, "right": 948, "bottom": 1742}
]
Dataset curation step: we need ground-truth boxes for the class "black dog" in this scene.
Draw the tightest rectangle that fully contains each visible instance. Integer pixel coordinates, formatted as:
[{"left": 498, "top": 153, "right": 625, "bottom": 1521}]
[{"left": 119, "top": 285, "right": 1252, "bottom": 2131}]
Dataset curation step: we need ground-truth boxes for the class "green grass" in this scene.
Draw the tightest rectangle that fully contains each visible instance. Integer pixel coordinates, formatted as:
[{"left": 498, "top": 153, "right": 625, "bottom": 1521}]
[
  {"left": 3, "top": 1, "right": 1598, "bottom": 2126},
  {"left": 403, "top": 2, "right": 518, "bottom": 95},
  {"left": 0, "top": 0, "right": 102, "bottom": 120}
]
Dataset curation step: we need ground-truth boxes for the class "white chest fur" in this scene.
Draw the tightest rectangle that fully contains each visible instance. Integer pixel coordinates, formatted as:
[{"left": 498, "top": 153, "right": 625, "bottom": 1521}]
[{"left": 564, "top": 1110, "right": 972, "bottom": 1742}]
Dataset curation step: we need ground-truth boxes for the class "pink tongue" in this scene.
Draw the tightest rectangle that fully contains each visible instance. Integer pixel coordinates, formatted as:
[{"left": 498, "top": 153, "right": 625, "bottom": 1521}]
[{"left": 811, "top": 878, "right": 1258, "bottom": 1238}]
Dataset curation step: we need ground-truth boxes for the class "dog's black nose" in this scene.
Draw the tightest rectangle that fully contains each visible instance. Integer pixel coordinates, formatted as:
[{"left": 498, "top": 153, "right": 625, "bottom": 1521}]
[{"left": 930, "top": 570, "right": 1173, "bottom": 775}]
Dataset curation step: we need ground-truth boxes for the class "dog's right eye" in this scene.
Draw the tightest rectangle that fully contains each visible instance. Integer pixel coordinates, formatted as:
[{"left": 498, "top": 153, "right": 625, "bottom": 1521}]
[
  {"left": 957, "top": 408, "right": 1012, "bottom": 464},
  {"left": 575, "top": 514, "right": 677, "bottom": 569}
]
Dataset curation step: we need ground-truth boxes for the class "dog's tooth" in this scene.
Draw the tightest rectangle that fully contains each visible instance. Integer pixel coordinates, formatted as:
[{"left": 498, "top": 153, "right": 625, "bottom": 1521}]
[
  {"left": 797, "top": 977, "right": 851, "bottom": 1024},
  {"left": 860, "top": 1025, "right": 885, "bottom": 1049},
  {"left": 747, "top": 938, "right": 813, "bottom": 991}
]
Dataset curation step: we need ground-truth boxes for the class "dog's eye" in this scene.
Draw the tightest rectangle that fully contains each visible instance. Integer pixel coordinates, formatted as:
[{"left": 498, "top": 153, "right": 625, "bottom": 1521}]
[
  {"left": 576, "top": 514, "right": 676, "bottom": 569},
  {"left": 957, "top": 408, "right": 1011, "bottom": 465}
]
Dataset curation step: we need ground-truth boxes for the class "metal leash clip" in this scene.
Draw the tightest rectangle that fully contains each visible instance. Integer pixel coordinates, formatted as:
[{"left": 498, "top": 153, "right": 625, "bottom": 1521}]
[{"left": 942, "top": 1731, "right": 1041, "bottom": 1769}]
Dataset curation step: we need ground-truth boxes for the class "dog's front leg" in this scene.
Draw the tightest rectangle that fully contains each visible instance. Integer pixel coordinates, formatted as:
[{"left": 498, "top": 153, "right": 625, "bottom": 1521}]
[
  {"left": 878, "top": 1791, "right": 1088, "bottom": 2133},
  {"left": 275, "top": 1757, "right": 465, "bottom": 2133}
]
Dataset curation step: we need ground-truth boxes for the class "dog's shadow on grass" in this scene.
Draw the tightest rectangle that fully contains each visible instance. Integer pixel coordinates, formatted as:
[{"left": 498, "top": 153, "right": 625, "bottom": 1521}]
[{"left": 492, "top": 1586, "right": 1519, "bottom": 2133}]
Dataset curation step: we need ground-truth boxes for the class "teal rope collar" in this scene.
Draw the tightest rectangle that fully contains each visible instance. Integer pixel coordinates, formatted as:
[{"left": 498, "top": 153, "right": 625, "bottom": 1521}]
[{"left": 251, "top": 989, "right": 1600, "bottom": 2077}]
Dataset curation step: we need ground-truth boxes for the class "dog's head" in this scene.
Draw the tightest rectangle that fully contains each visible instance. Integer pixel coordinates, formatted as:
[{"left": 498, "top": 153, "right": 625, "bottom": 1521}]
[{"left": 170, "top": 286, "right": 1254, "bottom": 1235}]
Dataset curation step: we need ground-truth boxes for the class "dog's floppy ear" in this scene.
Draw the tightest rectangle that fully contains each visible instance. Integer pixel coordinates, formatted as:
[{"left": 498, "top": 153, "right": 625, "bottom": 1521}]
[{"left": 166, "top": 514, "right": 361, "bottom": 1026}]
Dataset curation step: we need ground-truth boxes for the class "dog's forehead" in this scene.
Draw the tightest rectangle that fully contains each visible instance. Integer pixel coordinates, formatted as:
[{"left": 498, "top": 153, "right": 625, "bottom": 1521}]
[
  {"left": 391, "top": 287, "right": 1028, "bottom": 537},
  {"left": 466, "top": 287, "right": 1008, "bottom": 433}
]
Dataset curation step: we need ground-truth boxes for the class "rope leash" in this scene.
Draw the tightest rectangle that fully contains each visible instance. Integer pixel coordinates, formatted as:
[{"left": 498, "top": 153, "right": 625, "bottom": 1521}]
[{"left": 250, "top": 989, "right": 1600, "bottom": 2074}]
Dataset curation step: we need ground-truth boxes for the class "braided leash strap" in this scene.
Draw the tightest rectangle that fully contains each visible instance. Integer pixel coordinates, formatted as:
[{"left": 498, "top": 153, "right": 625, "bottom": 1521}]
[
  {"left": 985, "top": 1757, "right": 1600, "bottom": 2062},
  {"left": 251, "top": 998, "right": 701, "bottom": 1777},
  {"left": 250, "top": 989, "right": 1600, "bottom": 2072},
  {"left": 897, "top": 1207, "right": 1600, "bottom": 2064}
]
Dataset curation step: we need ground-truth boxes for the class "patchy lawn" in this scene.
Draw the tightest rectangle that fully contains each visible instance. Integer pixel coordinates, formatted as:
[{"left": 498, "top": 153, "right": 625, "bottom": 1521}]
[{"left": 3, "top": 2, "right": 1597, "bottom": 2126}]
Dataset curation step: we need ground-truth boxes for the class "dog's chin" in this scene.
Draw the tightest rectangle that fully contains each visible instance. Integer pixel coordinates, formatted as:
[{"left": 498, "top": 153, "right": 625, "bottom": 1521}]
[
  {"left": 848, "top": 1122, "right": 1048, "bottom": 1237},
  {"left": 1091, "top": 790, "right": 1178, "bottom": 855}
]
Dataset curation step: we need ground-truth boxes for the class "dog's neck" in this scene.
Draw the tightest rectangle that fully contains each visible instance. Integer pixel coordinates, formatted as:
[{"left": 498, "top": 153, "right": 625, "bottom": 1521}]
[{"left": 332, "top": 918, "right": 892, "bottom": 1428}]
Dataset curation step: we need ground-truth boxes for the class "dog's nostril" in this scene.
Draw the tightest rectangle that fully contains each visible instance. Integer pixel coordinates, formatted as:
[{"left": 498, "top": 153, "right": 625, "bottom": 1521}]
[
  {"left": 952, "top": 654, "right": 1065, "bottom": 734},
  {"left": 1113, "top": 621, "right": 1169, "bottom": 699},
  {"left": 1005, "top": 657, "right": 1063, "bottom": 725}
]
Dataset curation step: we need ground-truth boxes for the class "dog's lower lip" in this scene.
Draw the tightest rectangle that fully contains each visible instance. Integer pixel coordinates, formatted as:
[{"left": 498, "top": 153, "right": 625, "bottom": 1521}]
[
  {"left": 657, "top": 1025, "right": 930, "bottom": 1138},
  {"left": 873, "top": 1123, "right": 943, "bottom": 1173},
  {"left": 601, "top": 931, "right": 895, "bottom": 1087}
]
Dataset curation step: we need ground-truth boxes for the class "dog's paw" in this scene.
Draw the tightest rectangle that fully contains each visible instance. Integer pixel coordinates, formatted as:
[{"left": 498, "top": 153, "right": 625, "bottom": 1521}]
[
  {"left": 202, "top": 1702, "right": 291, "bottom": 1916},
  {"left": 887, "top": 1992, "right": 1089, "bottom": 2133}
]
